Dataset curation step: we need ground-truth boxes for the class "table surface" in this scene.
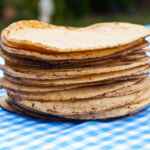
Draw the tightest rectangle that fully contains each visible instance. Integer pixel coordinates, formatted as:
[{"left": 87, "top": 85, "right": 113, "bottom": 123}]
[{"left": 1, "top": 25, "right": 150, "bottom": 150}]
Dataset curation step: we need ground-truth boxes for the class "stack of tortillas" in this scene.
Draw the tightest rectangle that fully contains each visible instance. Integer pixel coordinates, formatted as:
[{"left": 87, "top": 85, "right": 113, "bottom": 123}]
[{"left": 0, "top": 20, "right": 150, "bottom": 120}]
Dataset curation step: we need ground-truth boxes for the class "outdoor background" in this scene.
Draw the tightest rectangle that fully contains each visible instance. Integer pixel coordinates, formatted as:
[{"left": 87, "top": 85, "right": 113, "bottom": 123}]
[{"left": 0, "top": 0, "right": 150, "bottom": 32}]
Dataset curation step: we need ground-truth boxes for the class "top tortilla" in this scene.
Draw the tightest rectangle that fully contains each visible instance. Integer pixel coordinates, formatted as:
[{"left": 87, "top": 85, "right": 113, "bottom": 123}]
[{"left": 3, "top": 21, "right": 150, "bottom": 52}]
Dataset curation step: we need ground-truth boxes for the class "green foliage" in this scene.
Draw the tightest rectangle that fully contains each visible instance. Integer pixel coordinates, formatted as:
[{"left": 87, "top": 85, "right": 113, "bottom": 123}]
[
  {"left": 52, "top": 0, "right": 140, "bottom": 23},
  {"left": 0, "top": 0, "right": 38, "bottom": 23},
  {"left": 0, "top": 0, "right": 146, "bottom": 25},
  {"left": 52, "top": 0, "right": 66, "bottom": 23},
  {"left": 53, "top": 0, "right": 90, "bottom": 23},
  {"left": 90, "top": 0, "right": 140, "bottom": 13}
]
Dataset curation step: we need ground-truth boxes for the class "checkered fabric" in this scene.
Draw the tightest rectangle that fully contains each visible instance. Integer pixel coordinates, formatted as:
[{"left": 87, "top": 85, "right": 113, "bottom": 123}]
[
  {"left": 1, "top": 107, "right": 150, "bottom": 150},
  {"left": 0, "top": 26, "right": 150, "bottom": 150}
]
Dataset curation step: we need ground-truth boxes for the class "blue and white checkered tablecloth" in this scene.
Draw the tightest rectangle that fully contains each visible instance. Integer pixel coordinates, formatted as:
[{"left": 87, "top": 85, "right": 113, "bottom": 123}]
[{"left": 1, "top": 25, "right": 150, "bottom": 150}]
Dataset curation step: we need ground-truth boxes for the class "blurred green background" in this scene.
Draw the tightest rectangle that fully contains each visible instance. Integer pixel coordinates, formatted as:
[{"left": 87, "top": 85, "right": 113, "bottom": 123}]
[{"left": 0, "top": 0, "right": 150, "bottom": 32}]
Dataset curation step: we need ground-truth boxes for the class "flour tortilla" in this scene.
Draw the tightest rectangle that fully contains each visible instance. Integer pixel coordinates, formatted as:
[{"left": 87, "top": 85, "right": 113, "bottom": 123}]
[
  {"left": 1, "top": 37, "right": 148, "bottom": 61},
  {"left": 0, "top": 39, "right": 149, "bottom": 67},
  {"left": 0, "top": 48, "right": 53, "bottom": 67},
  {"left": 64, "top": 87, "right": 150, "bottom": 119},
  {"left": 1, "top": 49, "right": 115, "bottom": 69},
  {"left": 0, "top": 94, "right": 14, "bottom": 112},
  {"left": 1, "top": 96, "right": 24, "bottom": 115},
  {"left": 6, "top": 78, "right": 143, "bottom": 99},
  {"left": 116, "top": 74, "right": 148, "bottom": 80},
  {"left": 121, "top": 53, "right": 148, "bottom": 60},
  {"left": 0, "top": 77, "right": 131, "bottom": 92},
  {"left": 7, "top": 78, "right": 141, "bottom": 101},
  {"left": 7, "top": 77, "right": 150, "bottom": 101},
  {"left": 3, "top": 56, "right": 115, "bottom": 69},
  {"left": 3, "top": 49, "right": 149, "bottom": 70},
  {"left": 132, "top": 46, "right": 150, "bottom": 54},
  {"left": 8, "top": 94, "right": 150, "bottom": 120},
  {"left": 9, "top": 91, "right": 140, "bottom": 115},
  {"left": 1, "top": 58, "right": 150, "bottom": 80},
  {"left": 5, "top": 57, "right": 149, "bottom": 74},
  {"left": 8, "top": 76, "right": 150, "bottom": 102},
  {"left": 1, "top": 38, "right": 148, "bottom": 66},
  {"left": 3, "top": 64, "right": 149, "bottom": 86},
  {"left": 3, "top": 21, "right": 150, "bottom": 52},
  {"left": 4, "top": 73, "right": 147, "bottom": 87},
  {"left": 9, "top": 85, "right": 150, "bottom": 116},
  {"left": 0, "top": 95, "right": 67, "bottom": 121},
  {"left": 8, "top": 89, "right": 150, "bottom": 120},
  {"left": 63, "top": 97, "right": 150, "bottom": 120},
  {"left": 6, "top": 98, "right": 67, "bottom": 121},
  {"left": 105, "top": 76, "right": 150, "bottom": 97}
]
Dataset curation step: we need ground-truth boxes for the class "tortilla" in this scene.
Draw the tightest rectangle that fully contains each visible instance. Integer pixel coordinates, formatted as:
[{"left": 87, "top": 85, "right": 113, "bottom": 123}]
[
  {"left": 4, "top": 73, "right": 147, "bottom": 87},
  {"left": 0, "top": 49, "right": 115, "bottom": 69},
  {"left": 63, "top": 97, "right": 150, "bottom": 120},
  {"left": 3, "top": 49, "right": 149, "bottom": 70},
  {"left": 7, "top": 94, "right": 150, "bottom": 120},
  {"left": 7, "top": 78, "right": 141, "bottom": 101},
  {"left": 1, "top": 20, "right": 150, "bottom": 121},
  {"left": 6, "top": 98, "right": 67, "bottom": 121},
  {"left": 105, "top": 76, "right": 150, "bottom": 97},
  {"left": 2, "top": 38, "right": 149, "bottom": 66},
  {"left": 0, "top": 95, "right": 67, "bottom": 121},
  {"left": 0, "top": 48, "right": 53, "bottom": 67},
  {"left": 7, "top": 77, "right": 150, "bottom": 101},
  {"left": 131, "top": 46, "right": 150, "bottom": 54},
  {"left": 3, "top": 64, "right": 149, "bottom": 86},
  {"left": 4, "top": 21, "right": 150, "bottom": 52},
  {"left": 5, "top": 57, "right": 149, "bottom": 73},
  {"left": 0, "top": 77, "right": 131, "bottom": 92},
  {"left": 9, "top": 91, "right": 140, "bottom": 115},
  {"left": 65, "top": 86, "right": 150, "bottom": 119},
  {"left": 1, "top": 37, "right": 148, "bottom": 61},
  {"left": 0, "top": 94, "right": 14, "bottom": 112},
  {"left": 9, "top": 85, "right": 150, "bottom": 116},
  {"left": 1, "top": 57, "right": 150, "bottom": 80},
  {"left": 121, "top": 53, "right": 148, "bottom": 60}
]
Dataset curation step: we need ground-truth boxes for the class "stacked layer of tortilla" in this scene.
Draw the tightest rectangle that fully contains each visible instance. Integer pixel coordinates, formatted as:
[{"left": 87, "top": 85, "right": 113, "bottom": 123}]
[{"left": 0, "top": 20, "right": 150, "bottom": 120}]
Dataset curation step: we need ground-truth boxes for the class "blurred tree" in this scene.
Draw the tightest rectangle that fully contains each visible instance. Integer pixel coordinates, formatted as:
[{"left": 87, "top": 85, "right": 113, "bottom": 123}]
[
  {"left": 0, "top": 0, "right": 148, "bottom": 25},
  {"left": 90, "top": 0, "right": 140, "bottom": 14},
  {"left": 52, "top": 0, "right": 140, "bottom": 23},
  {"left": 0, "top": 0, "right": 38, "bottom": 24},
  {"left": 52, "top": 0, "right": 90, "bottom": 23}
]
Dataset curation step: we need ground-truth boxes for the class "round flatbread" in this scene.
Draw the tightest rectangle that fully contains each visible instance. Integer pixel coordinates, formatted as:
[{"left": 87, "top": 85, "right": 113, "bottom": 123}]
[
  {"left": 1, "top": 37, "right": 148, "bottom": 61},
  {"left": 3, "top": 21, "right": 150, "bottom": 52},
  {"left": 0, "top": 94, "right": 14, "bottom": 112},
  {"left": 9, "top": 85, "right": 150, "bottom": 116},
  {"left": 7, "top": 78, "right": 141, "bottom": 101}
]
